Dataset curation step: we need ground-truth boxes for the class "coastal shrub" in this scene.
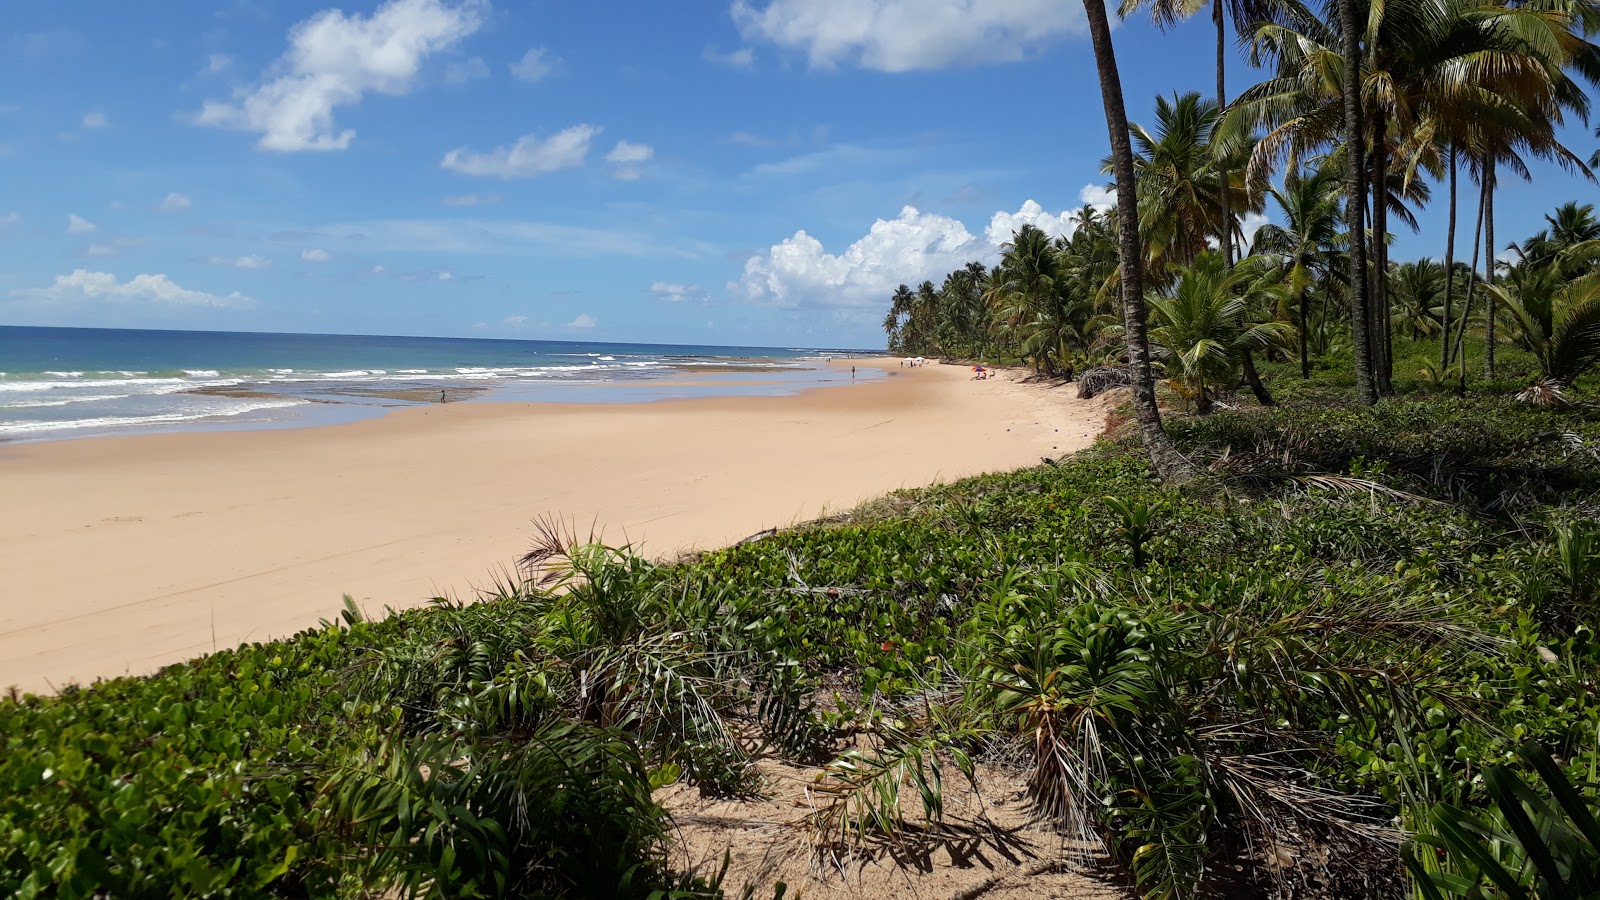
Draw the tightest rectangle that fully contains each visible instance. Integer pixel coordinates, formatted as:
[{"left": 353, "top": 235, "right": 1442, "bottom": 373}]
[{"left": 7, "top": 394, "right": 1600, "bottom": 897}]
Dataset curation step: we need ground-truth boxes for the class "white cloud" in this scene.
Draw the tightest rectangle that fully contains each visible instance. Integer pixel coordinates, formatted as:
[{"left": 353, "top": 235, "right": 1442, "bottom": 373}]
[
  {"left": 651, "top": 281, "right": 705, "bottom": 302},
  {"left": 1239, "top": 212, "right": 1269, "bottom": 251},
  {"left": 437, "top": 270, "right": 454, "bottom": 280},
  {"left": 564, "top": 313, "right": 596, "bottom": 328},
  {"left": 194, "top": 0, "right": 485, "bottom": 151},
  {"left": 82, "top": 111, "right": 109, "bottom": 128},
  {"left": 605, "top": 140, "right": 653, "bottom": 180},
  {"left": 205, "top": 53, "right": 233, "bottom": 75},
  {"left": 442, "top": 192, "right": 502, "bottom": 206},
  {"left": 703, "top": 45, "right": 755, "bottom": 67},
  {"left": 984, "top": 199, "right": 1077, "bottom": 247},
  {"left": 441, "top": 124, "right": 600, "bottom": 178},
  {"left": 12, "top": 270, "right": 253, "bottom": 308},
  {"left": 731, "top": 0, "right": 1085, "bottom": 72},
  {"left": 738, "top": 198, "right": 1100, "bottom": 309},
  {"left": 0, "top": 212, "right": 19, "bottom": 226},
  {"left": 202, "top": 254, "right": 271, "bottom": 269},
  {"left": 443, "top": 55, "right": 489, "bottom": 85},
  {"left": 158, "top": 192, "right": 193, "bottom": 213},
  {"left": 605, "top": 140, "right": 653, "bottom": 164},
  {"left": 509, "top": 47, "right": 558, "bottom": 82},
  {"left": 737, "top": 205, "right": 984, "bottom": 309},
  {"left": 67, "top": 214, "right": 97, "bottom": 234},
  {"left": 1079, "top": 182, "right": 1116, "bottom": 210},
  {"left": 372, "top": 264, "right": 387, "bottom": 273},
  {"left": 504, "top": 314, "right": 528, "bottom": 326},
  {"left": 302, "top": 248, "right": 332, "bottom": 262}
]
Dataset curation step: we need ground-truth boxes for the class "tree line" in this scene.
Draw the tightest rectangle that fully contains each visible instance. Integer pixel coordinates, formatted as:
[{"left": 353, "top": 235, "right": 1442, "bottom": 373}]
[{"left": 883, "top": 0, "right": 1600, "bottom": 483}]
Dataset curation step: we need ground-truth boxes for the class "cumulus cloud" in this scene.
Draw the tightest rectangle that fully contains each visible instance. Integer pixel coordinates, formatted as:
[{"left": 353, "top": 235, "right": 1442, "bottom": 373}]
[
  {"left": 1079, "top": 182, "right": 1116, "bottom": 210},
  {"left": 159, "top": 192, "right": 193, "bottom": 213},
  {"left": 82, "top": 111, "right": 109, "bottom": 128},
  {"left": 441, "top": 124, "right": 600, "bottom": 178},
  {"left": 738, "top": 196, "right": 1108, "bottom": 309},
  {"left": 984, "top": 199, "right": 1077, "bottom": 247},
  {"left": 651, "top": 281, "right": 705, "bottom": 302},
  {"left": 731, "top": 0, "right": 1086, "bottom": 72},
  {"left": 194, "top": 0, "right": 485, "bottom": 151},
  {"left": 11, "top": 270, "right": 253, "bottom": 308},
  {"left": 564, "top": 313, "right": 596, "bottom": 328},
  {"left": 302, "top": 248, "right": 332, "bottom": 262},
  {"left": 201, "top": 254, "right": 271, "bottom": 269},
  {"left": 504, "top": 314, "right": 528, "bottom": 326},
  {"left": 736, "top": 205, "right": 984, "bottom": 309},
  {"left": 509, "top": 47, "right": 558, "bottom": 82},
  {"left": 441, "top": 192, "right": 502, "bottom": 206},
  {"left": 67, "top": 214, "right": 96, "bottom": 234}
]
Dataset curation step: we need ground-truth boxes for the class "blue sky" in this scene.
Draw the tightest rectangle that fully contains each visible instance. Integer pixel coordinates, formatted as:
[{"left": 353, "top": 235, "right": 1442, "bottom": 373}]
[{"left": 1, "top": 0, "right": 1595, "bottom": 349}]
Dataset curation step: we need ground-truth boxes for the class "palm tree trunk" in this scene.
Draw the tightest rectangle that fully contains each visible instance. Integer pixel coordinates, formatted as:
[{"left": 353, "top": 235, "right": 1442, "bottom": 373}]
[
  {"left": 1483, "top": 158, "right": 1497, "bottom": 380},
  {"left": 1338, "top": 0, "right": 1377, "bottom": 405},
  {"left": 1441, "top": 144, "right": 1457, "bottom": 369},
  {"left": 1242, "top": 350, "right": 1275, "bottom": 405},
  {"left": 1081, "top": 0, "right": 1194, "bottom": 483},
  {"left": 1454, "top": 174, "right": 1487, "bottom": 394},
  {"left": 1371, "top": 116, "right": 1393, "bottom": 395},
  {"left": 1215, "top": 0, "right": 1234, "bottom": 267},
  {"left": 1298, "top": 277, "right": 1311, "bottom": 379}
]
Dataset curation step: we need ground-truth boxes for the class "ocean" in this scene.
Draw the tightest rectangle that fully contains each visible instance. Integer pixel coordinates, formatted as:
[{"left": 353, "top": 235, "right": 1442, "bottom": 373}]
[{"left": 0, "top": 326, "right": 874, "bottom": 443}]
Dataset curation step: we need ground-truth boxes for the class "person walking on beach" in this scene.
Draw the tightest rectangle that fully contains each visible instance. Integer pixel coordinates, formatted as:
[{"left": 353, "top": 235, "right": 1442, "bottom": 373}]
[
  {"left": 439, "top": 389, "right": 447, "bottom": 403},
  {"left": 852, "top": 365, "right": 856, "bottom": 380}
]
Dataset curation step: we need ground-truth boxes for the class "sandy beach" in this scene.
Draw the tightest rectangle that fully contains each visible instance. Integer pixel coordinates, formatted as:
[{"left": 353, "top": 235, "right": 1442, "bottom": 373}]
[{"left": 0, "top": 360, "right": 1102, "bottom": 693}]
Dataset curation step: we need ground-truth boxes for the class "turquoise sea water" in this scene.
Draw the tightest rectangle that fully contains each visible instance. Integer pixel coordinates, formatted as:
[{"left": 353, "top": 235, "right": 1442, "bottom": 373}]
[{"left": 0, "top": 326, "right": 875, "bottom": 443}]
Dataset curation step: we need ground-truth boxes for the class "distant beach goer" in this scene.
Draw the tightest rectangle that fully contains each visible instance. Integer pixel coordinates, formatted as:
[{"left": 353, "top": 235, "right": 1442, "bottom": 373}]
[
  {"left": 852, "top": 365, "right": 856, "bottom": 380},
  {"left": 439, "top": 389, "right": 447, "bottom": 403}
]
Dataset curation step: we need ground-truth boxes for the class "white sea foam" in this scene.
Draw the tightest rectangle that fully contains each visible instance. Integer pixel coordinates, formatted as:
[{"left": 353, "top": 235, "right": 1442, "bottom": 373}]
[
  {"left": 6, "top": 394, "right": 132, "bottom": 409},
  {"left": 0, "top": 398, "right": 303, "bottom": 435},
  {"left": 183, "top": 369, "right": 221, "bottom": 377}
]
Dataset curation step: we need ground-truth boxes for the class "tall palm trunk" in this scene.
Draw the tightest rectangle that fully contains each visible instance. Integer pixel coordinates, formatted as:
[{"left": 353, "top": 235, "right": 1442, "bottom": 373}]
[
  {"left": 1215, "top": 1, "right": 1234, "bottom": 266},
  {"left": 1441, "top": 144, "right": 1457, "bottom": 369},
  {"left": 1371, "top": 116, "right": 1393, "bottom": 395},
  {"left": 1454, "top": 174, "right": 1487, "bottom": 393},
  {"left": 1338, "top": 0, "right": 1377, "bottom": 404},
  {"left": 1298, "top": 264, "right": 1311, "bottom": 379},
  {"left": 1082, "top": 0, "right": 1195, "bottom": 483},
  {"left": 1483, "top": 158, "right": 1497, "bottom": 380}
]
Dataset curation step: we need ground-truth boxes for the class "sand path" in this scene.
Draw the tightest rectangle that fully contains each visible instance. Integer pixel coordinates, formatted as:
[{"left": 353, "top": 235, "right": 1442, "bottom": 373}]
[{"left": 0, "top": 360, "right": 1098, "bottom": 693}]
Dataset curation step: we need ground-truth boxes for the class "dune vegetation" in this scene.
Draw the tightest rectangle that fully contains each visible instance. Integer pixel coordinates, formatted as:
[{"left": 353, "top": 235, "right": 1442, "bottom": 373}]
[{"left": 7, "top": 0, "right": 1600, "bottom": 894}]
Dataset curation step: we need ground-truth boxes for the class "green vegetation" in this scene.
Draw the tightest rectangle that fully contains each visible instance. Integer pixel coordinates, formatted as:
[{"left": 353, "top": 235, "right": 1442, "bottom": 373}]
[
  {"left": 6, "top": 0, "right": 1600, "bottom": 893},
  {"left": 10, "top": 380, "right": 1600, "bottom": 897}
]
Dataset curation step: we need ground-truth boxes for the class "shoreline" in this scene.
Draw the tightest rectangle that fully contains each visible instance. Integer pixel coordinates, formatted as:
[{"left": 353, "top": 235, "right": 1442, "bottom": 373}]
[{"left": 0, "top": 359, "right": 1102, "bottom": 693}]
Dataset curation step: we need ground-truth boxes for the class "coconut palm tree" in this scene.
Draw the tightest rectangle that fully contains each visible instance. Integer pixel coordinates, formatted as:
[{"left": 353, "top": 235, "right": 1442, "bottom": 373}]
[
  {"left": 1391, "top": 258, "right": 1446, "bottom": 340},
  {"left": 1074, "top": 0, "right": 1198, "bottom": 480},
  {"left": 1149, "top": 252, "right": 1294, "bottom": 413},
  {"left": 1252, "top": 165, "right": 1346, "bottom": 377},
  {"left": 1490, "top": 271, "right": 1600, "bottom": 406},
  {"left": 1110, "top": 92, "right": 1266, "bottom": 279}
]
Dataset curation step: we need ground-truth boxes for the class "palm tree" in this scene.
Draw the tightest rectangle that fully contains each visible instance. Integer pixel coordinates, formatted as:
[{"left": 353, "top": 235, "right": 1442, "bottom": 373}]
[
  {"left": 1390, "top": 258, "right": 1446, "bottom": 340},
  {"left": 1120, "top": 0, "right": 1279, "bottom": 268},
  {"left": 1111, "top": 92, "right": 1265, "bottom": 278},
  {"left": 1251, "top": 165, "right": 1344, "bottom": 377},
  {"left": 1148, "top": 252, "right": 1293, "bottom": 413},
  {"left": 1077, "top": 0, "right": 1197, "bottom": 481},
  {"left": 1490, "top": 272, "right": 1600, "bottom": 406}
]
